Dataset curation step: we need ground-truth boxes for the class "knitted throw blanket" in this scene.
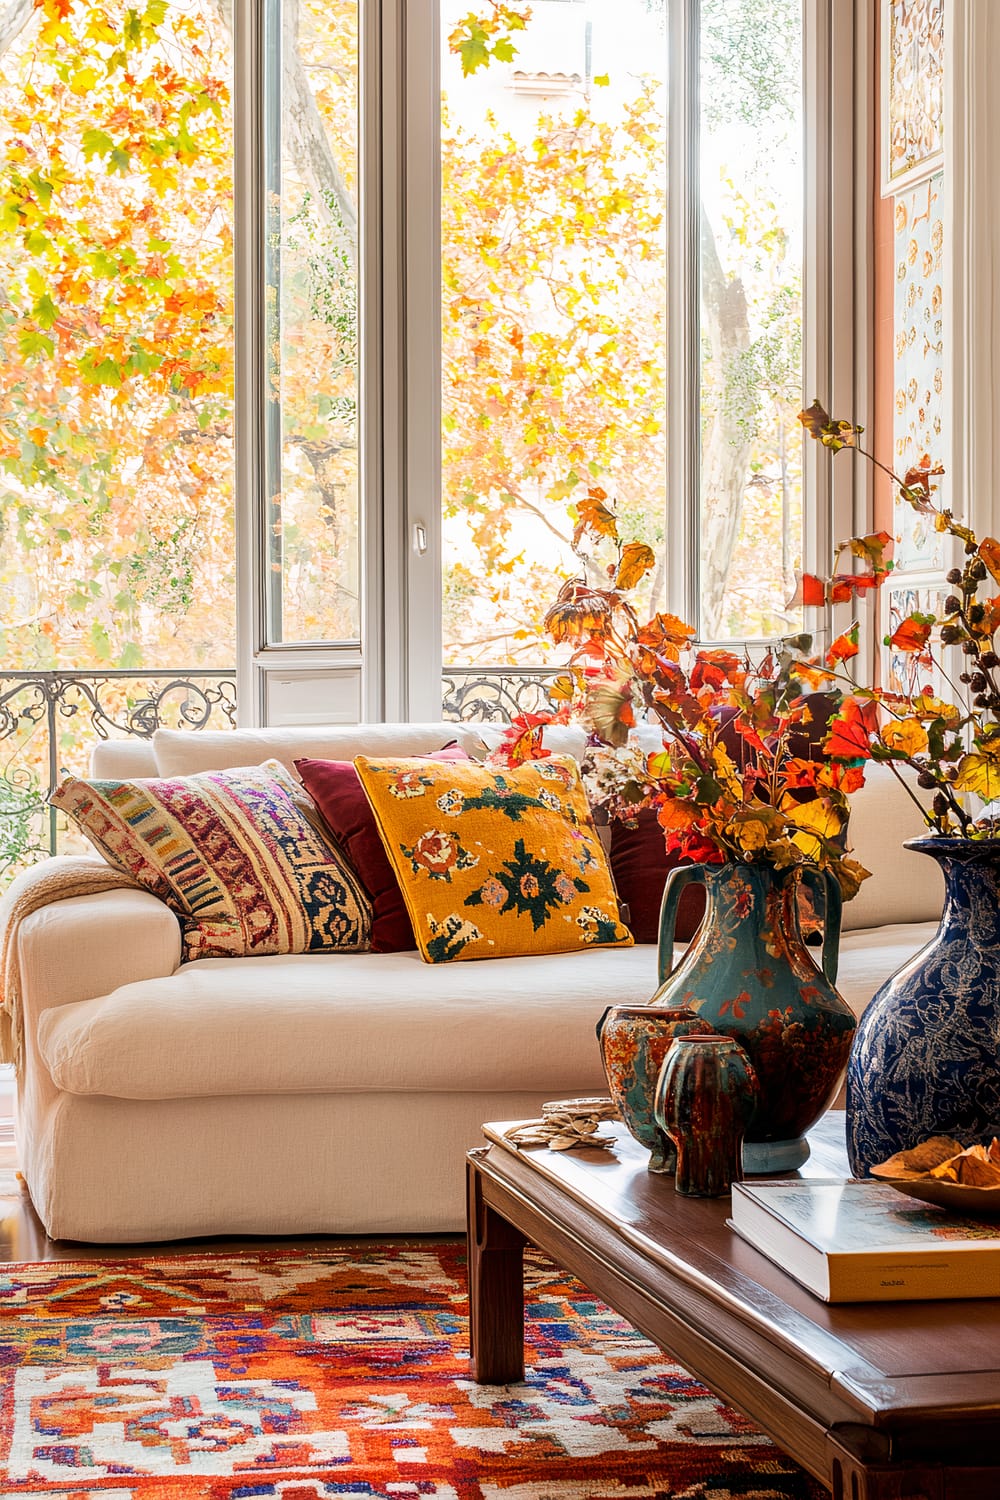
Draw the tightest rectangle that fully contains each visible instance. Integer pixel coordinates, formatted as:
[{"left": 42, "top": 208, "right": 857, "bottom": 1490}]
[{"left": 0, "top": 857, "right": 140, "bottom": 1069}]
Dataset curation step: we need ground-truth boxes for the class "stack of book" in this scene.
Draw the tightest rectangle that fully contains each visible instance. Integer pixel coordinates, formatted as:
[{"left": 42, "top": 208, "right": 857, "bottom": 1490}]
[{"left": 729, "top": 1179, "right": 1000, "bottom": 1302}]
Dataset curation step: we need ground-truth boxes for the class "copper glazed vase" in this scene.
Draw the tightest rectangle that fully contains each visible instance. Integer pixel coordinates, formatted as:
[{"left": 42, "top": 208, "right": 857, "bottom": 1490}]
[{"left": 597, "top": 1003, "right": 713, "bottom": 1172}]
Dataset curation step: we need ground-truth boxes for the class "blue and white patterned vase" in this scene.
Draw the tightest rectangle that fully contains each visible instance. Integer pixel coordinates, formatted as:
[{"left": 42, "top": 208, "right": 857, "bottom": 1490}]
[{"left": 847, "top": 836, "right": 1000, "bottom": 1177}]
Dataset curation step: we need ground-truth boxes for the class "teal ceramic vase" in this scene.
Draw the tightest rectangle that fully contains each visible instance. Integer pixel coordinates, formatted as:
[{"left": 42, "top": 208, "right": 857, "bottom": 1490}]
[
  {"left": 596, "top": 1004, "right": 711, "bottom": 1171},
  {"left": 654, "top": 1034, "right": 759, "bottom": 1196},
  {"left": 657, "top": 861, "right": 855, "bottom": 1172}
]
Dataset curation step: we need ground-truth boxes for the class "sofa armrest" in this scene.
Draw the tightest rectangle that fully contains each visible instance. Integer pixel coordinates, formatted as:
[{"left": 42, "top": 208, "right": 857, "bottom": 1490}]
[{"left": 18, "top": 887, "right": 181, "bottom": 1033}]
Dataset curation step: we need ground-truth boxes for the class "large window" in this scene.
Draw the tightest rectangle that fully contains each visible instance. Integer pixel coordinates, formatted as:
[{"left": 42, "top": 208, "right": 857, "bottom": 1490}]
[
  {"left": 264, "top": 0, "right": 360, "bottom": 645},
  {"left": 0, "top": 0, "right": 234, "bottom": 674},
  {"left": 698, "top": 0, "right": 803, "bottom": 640},
  {"left": 440, "top": 0, "right": 668, "bottom": 665},
  {"left": 439, "top": 0, "right": 804, "bottom": 663},
  {"left": 0, "top": 0, "right": 865, "bottom": 770}
]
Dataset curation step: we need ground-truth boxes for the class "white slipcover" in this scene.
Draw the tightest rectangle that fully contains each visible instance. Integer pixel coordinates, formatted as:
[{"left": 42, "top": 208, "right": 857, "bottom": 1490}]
[{"left": 10, "top": 726, "right": 941, "bottom": 1242}]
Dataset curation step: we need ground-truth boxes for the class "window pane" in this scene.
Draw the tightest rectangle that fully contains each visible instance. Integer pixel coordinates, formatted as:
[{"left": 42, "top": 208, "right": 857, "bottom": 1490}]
[
  {"left": 0, "top": 0, "right": 234, "bottom": 671},
  {"left": 698, "top": 0, "right": 803, "bottom": 639},
  {"left": 441, "top": 0, "right": 668, "bottom": 666},
  {"left": 266, "top": 0, "right": 359, "bottom": 644}
]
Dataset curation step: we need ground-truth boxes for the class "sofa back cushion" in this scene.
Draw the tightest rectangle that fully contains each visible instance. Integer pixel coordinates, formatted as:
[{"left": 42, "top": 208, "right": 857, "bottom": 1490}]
[
  {"left": 90, "top": 738, "right": 158, "bottom": 779},
  {"left": 152, "top": 722, "right": 486, "bottom": 778},
  {"left": 355, "top": 754, "right": 632, "bottom": 963},
  {"left": 841, "top": 761, "right": 942, "bottom": 930},
  {"left": 51, "top": 760, "right": 372, "bottom": 961}
]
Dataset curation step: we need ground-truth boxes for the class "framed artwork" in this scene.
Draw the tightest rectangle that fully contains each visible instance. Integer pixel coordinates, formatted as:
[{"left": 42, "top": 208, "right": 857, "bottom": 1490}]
[
  {"left": 891, "top": 174, "right": 945, "bottom": 572},
  {"left": 881, "top": 0, "right": 944, "bottom": 196}
]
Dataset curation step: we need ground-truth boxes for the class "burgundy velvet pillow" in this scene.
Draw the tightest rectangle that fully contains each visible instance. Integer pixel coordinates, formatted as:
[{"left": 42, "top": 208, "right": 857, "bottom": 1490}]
[
  {"left": 296, "top": 744, "right": 471, "bottom": 953},
  {"left": 609, "top": 810, "right": 706, "bottom": 945}
]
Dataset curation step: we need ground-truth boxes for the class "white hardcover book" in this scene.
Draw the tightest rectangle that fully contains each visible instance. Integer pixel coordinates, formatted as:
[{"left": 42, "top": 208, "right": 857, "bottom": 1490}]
[{"left": 729, "top": 1178, "right": 1000, "bottom": 1302}]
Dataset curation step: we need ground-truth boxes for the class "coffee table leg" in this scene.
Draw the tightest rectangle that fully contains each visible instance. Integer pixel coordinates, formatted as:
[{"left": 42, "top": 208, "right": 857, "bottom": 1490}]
[
  {"left": 827, "top": 1427, "right": 944, "bottom": 1499},
  {"left": 467, "top": 1152, "right": 527, "bottom": 1383}
]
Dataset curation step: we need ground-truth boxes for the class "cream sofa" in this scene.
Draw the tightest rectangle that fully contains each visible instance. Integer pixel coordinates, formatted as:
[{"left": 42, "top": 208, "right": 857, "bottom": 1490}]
[{"left": 11, "top": 722, "right": 943, "bottom": 1243}]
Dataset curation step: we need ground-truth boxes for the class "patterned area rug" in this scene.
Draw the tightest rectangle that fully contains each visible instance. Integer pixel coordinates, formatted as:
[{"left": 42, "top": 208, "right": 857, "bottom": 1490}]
[{"left": 0, "top": 1243, "right": 824, "bottom": 1499}]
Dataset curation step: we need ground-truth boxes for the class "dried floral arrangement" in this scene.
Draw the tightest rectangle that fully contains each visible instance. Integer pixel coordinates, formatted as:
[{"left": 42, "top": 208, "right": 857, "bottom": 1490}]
[
  {"left": 798, "top": 401, "right": 1000, "bottom": 836},
  {"left": 490, "top": 487, "right": 871, "bottom": 899},
  {"left": 492, "top": 400, "right": 1000, "bottom": 862}
]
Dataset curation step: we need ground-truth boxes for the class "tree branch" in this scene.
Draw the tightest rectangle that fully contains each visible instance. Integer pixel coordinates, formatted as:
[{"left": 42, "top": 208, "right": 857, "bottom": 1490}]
[{"left": 0, "top": 0, "right": 34, "bottom": 61}]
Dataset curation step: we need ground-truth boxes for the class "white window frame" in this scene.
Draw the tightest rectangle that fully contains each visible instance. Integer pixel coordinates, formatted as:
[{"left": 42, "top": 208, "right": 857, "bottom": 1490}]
[{"left": 233, "top": 0, "right": 874, "bottom": 725}]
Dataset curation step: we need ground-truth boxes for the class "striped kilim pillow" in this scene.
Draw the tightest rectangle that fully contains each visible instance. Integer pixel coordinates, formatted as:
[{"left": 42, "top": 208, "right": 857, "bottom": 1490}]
[{"left": 51, "top": 760, "right": 372, "bottom": 961}]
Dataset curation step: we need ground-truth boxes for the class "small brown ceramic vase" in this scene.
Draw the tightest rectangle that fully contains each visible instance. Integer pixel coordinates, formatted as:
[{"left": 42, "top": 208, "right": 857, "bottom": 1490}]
[
  {"left": 654, "top": 1034, "right": 759, "bottom": 1196},
  {"left": 597, "top": 1004, "right": 714, "bottom": 1172}
]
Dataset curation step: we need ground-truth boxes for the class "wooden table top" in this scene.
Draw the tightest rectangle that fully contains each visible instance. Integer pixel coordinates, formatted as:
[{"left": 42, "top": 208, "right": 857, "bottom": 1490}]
[{"left": 480, "top": 1112, "right": 1000, "bottom": 1429}]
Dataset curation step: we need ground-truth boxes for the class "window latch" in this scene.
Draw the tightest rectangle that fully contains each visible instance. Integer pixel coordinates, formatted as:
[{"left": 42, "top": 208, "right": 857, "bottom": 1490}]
[{"left": 412, "top": 522, "right": 428, "bottom": 556}]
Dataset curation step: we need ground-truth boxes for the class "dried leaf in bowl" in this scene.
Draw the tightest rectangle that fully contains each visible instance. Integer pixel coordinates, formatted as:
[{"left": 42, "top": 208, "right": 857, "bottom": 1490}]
[
  {"left": 929, "top": 1141, "right": 1000, "bottom": 1187},
  {"left": 871, "top": 1136, "right": 964, "bottom": 1181}
]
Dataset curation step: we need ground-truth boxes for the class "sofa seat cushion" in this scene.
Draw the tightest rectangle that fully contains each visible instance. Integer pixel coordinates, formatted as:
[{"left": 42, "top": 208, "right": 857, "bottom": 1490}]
[
  {"left": 37, "top": 946, "right": 660, "bottom": 1101},
  {"left": 36, "top": 921, "right": 939, "bottom": 1104}
]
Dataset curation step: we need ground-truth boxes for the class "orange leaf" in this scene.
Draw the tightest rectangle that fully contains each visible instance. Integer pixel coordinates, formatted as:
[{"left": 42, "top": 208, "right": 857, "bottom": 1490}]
[
  {"left": 840, "top": 531, "right": 893, "bottom": 572},
  {"left": 787, "top": 572, "right": 827, "bottom": 608},
  {"left": 573, "top": 491, "right": 619, "bottom": 548},
  {"left": 829, "top": 572, "right": 884, "bottom": 604},
  {"left": 824, "top": 698, "right": 878, "bottom": 760},
  {"left": 826, "top": 623, "right": 860, "bottom": 666},
  {"left": 888, "top": 614, "right": 933, "bottom": 653},
  {"left": 614, "top": 540, "right": 655, "bottom": 591},
  {"left": 980, "top": 538, "right": 1000, "bottom": 587}
]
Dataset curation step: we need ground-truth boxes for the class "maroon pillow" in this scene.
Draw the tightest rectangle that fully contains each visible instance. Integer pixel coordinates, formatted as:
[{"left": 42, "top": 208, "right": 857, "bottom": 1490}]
[
  {"left": 609, "top": 809, "right": 706, "bottom": 945},
  {"left": 296, "top": 744, "right": 471, "bottom": 953}
]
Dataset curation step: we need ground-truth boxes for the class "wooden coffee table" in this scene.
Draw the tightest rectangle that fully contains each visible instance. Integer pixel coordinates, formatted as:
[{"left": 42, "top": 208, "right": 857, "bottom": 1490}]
[{"left": 467, "top": 1112, "right": 1000, "bottom": 1499}]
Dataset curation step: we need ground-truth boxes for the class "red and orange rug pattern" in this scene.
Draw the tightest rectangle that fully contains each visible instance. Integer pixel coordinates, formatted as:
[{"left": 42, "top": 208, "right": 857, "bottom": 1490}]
[{"left": 0, "top": 1242, "right": 822, "bottom": 1498}]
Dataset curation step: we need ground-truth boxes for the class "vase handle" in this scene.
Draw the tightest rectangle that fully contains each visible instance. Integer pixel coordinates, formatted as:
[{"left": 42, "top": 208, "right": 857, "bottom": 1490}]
[
  {"left": 657, "top": 865, "right": 706, "bottom": 985},
  {"left": 796, "top": 866, "right": 842, "bottom": 984}
]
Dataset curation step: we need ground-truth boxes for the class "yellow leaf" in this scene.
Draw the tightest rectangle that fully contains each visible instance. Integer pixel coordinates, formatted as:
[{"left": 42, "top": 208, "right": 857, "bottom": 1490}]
[
  {"left": 909, "top": 692, "right": 962, "bottom": 728},
  {"left": 785, "top": 797, "right": 844, "bottom": 860},
  {"left": 615, "top": 541, "right": 655, "bottom": 591},
  {"left": 831, "top": 855, "right": 872, "bottom": 900},
  {"left": 733, "top": 816, "right": 769, "bottom": 852},
  {"left": 881, "top": 718, "right": 929, "bottom": 757},
  {"left": 548, "top": 673, "right": 577, "bottom": 703},
  {"left": 953, "top": 753, "right": 1000, "bottom": 801}
]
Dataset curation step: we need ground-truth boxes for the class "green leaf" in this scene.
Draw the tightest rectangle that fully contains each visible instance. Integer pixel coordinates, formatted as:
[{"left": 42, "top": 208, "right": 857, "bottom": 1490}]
[
  {"left": 81, "top": 128, "right": 115, "bottom": 161},
  {"left": 459, "top": 37, "right": 490, "bottom": 74},
  {"left": 117, "top": 640, "right": 143, "bottom": 669},
  {"left": 32, "top": 294, "right": 59, "bottom": 330},
  {"left": 18, "top": 329, "right": 54, "bottom": 361},
  {"left": 89, "top": 621, "right": 112, "bottom": 661},
  {"left": 492, "top": 38, "right": 516, "bottom": 62}
]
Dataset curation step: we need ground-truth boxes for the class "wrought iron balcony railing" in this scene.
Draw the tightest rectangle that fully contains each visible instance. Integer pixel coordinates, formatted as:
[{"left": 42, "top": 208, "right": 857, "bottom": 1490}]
[
  {"left": 0, "top": 664, "right": 558, "bottom": 874},
  {"left": 0, "top": 669, "right": 237, "bottom": 868},
  {"left": 441, "top": 666, "right": 560, "bottom": 722}
]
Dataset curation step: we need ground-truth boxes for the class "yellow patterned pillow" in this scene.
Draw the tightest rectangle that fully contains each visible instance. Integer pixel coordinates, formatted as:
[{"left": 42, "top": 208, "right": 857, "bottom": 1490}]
[{"left": 354, "top": 755, "right": 632, "bottom": 963}]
